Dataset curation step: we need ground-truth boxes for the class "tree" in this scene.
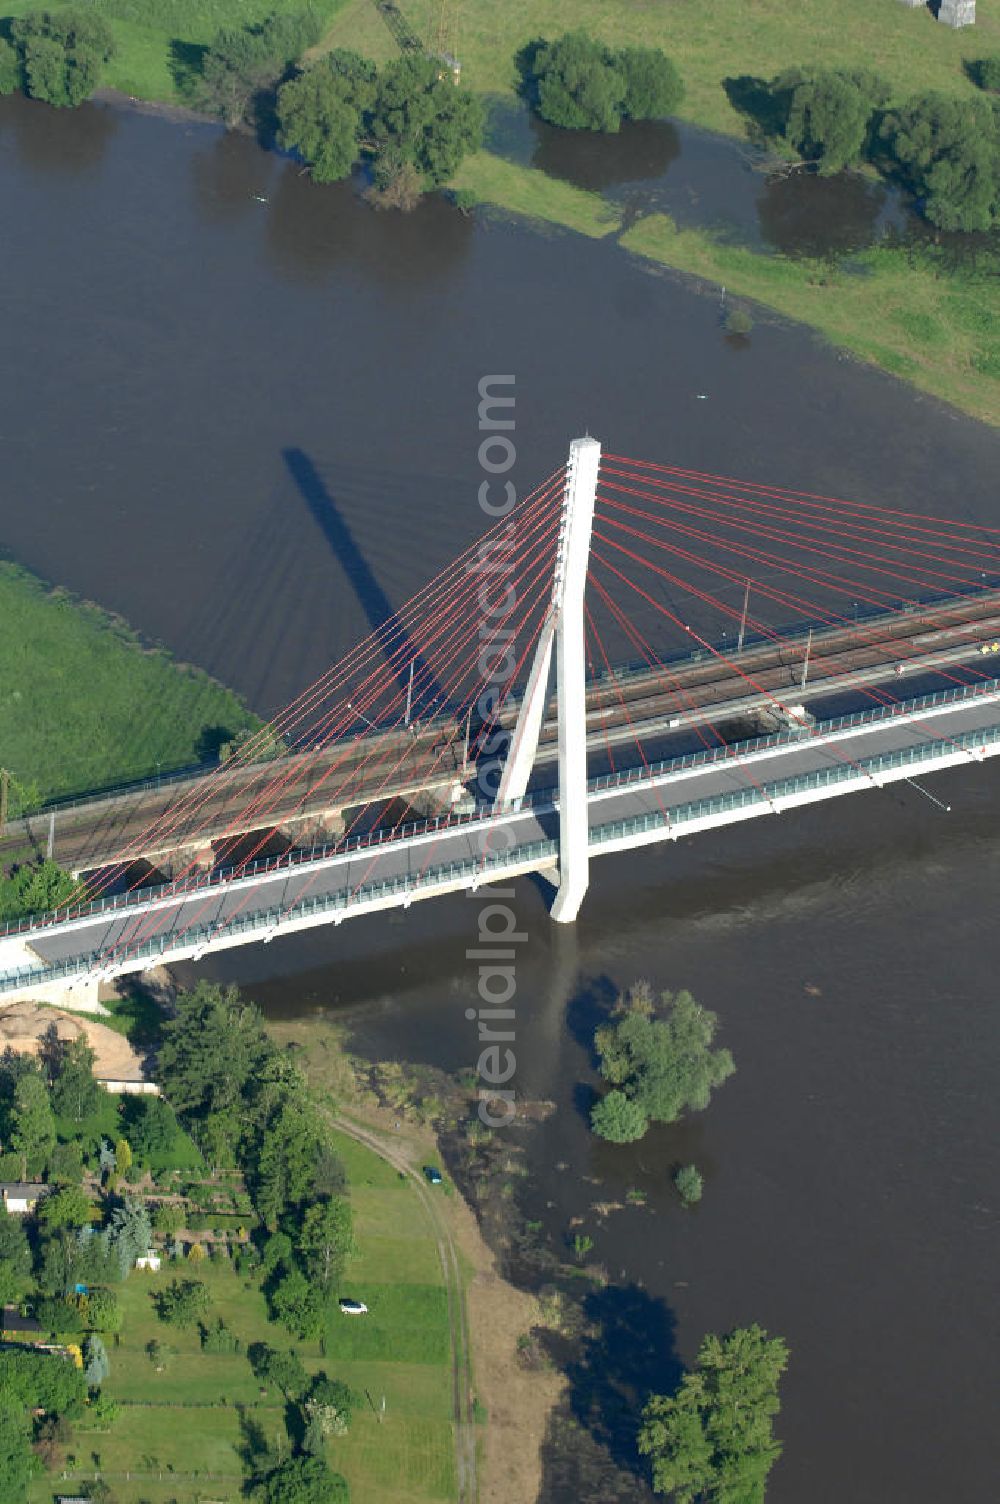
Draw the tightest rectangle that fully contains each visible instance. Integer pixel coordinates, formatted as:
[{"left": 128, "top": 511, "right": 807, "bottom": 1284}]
[
  {"left": 297, "top": 1196, "right": 353, "bottom": 1288},
  {"left": 200, "top": 1316, "right": 240, "bottom": 1353},
  {"left": 194, "top": 9, "right": 325, "bottom": 127},
  {"left": 674, "top": 1164, "right": 704, "bottom": 1206},
  {"left": 639, "top": 1325, "right": 789, "bottom": 1503},
  {"left": 85, "top": 1287, "right": 121, "bottom": 1333},
  {"left": 370, "top": 54, "right": 485, "bottom": 186},
  {"left": 152, "top": 1202, "right": 185, "bottom": 1236},
  {"left": 114, "top": 1139, "right": 133, "bottom": 1180},
  {"left": 48, "top": 1140, "right": 85, "bottom": 1187},
  {"left": 312, "top": 1143, "right": 347, "bottom": 1198},
  {"left": 9, "top": 10, "right": 115, "bottom": 110},
  {"left": 49, "top": 1035, "right": 102, "bottom": 1123},
  {"left": 34, "top": 1295, "right": 84, "bottom": 1335},
  {"left": 253, "top": 1093, "right": 321, "bottom": 1229},
  {"left": 247, "top": 1342, "right": 309, "bottom": 1398},
  {"left": 0, "top": 39, "right": 20, "bottom": 96},
  {"left": 0, "top": 1207, "right": 32, "bottom": 1304},
  {"left": 618, "top": 47, "right": 684, "bottom": 121},
  {"left": 10, "top": 1072, "right": 55, "bottom": 1178},
  {"left": 105, "top": 1199, "right": 152, "bottom": 1278},
  {"left": 782, "top": 68, "right": 887, "bottom": 175},
  {"left": 154, "top": 1277, "right": 210, "bottom": 1329},
  {"left": 0, "top": 1405, "right": 39, "bottom": 1503},
  {"left": 37, "top": 1184, "right": 94, "bottom": 1231},
  {"left": 250, "top": 1453, "right": 350, "bottom": 1504},
  {"left": 277, "top": 51, "right": 374, "bottom": 183},
  {"left": 303, "top": 1374, "right": 355, "bottom": 1437},
  {"left": 0, "top": 1344, "right": 87, "bottom": 1414},
  {"left": 528, "top": 32, "right": 626, "bottom": 133},
  {"left": 590, "top": 1089, "right": 648, "bottom": 1143},
  {"left": 882, "top": 93, "right": 1000, "bottom": 231},
  {"left": 83, "top": 1333, "right": 109, "bottom": 1388},
  {"left": 270, "top": 1267, "right": 324, "bottom": 1340},
  {"left": 125, "top": 1095, "right": 182, "bottom": 1164},
  {"left": 970, "top": 56, "right": 1000, "bottom": 93},
  {"left": 158, "top": 982, "right": 271, "bottom": 1164},
  {"left": 591, "top": 986, "right": 734, "bottom": 1142}
]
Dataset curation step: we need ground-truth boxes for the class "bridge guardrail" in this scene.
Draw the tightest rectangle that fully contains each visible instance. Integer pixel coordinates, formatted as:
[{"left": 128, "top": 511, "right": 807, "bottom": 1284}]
[
  {"left": 0, "top": 836, "right": 561, "bottom": 994},
  {"left": 591, "top": 718, "right": 1000, "bottom": 848},
  {"left": 5, "top": 675, "right": 999, "bottom": 942},
  {"left": 2, "top": 715, "right": 998, "bottom": 993}
]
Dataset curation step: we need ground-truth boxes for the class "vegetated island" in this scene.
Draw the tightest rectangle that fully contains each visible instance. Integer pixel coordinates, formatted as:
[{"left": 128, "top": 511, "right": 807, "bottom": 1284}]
[{"left": 2, "top": 3, "right": 998, "bottom": 423}]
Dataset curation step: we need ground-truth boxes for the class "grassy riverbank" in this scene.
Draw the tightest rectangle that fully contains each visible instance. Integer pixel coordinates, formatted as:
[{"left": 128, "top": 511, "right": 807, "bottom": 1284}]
[
  {"left": 0, "top": 562, "right": 259, "bottom": 810},
  {"left": 452, "top": 152, "right": 1000, "bottom": 426}
]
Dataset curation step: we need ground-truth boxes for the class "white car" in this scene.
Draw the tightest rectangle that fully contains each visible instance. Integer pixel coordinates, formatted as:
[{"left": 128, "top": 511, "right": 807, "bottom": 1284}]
[{"left": 339, "top": 1298, "right": 368, "bottom": 1316}]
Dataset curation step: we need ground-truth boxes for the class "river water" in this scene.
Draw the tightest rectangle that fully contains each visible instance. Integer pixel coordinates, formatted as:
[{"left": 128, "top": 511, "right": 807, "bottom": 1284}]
[{"left": 2, "top": 91, "right": 998, "bottom": 1502}]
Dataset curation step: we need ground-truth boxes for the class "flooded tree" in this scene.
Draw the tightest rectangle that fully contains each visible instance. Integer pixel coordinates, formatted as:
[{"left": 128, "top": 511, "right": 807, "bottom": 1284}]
[
  {"left": 639, "top": 1324, "right": 789, "bottom": 1502},
  {"left": 590, "top": 984, "right": 734, "bottom": 1143}
]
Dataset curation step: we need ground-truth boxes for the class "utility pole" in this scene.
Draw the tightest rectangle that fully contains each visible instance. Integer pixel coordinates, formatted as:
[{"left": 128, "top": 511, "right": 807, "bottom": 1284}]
[
  {"left": 800, "top": 627, "right": 813, "bottom": 690},
  {"left": 737, "top": 578, "right": 750, "bottom": 655}
]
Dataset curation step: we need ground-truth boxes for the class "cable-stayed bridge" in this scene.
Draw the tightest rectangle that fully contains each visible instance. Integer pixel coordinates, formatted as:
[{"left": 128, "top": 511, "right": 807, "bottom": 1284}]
[{"left": 4, "top": 438, "right": 1000, "bottom": 1007}]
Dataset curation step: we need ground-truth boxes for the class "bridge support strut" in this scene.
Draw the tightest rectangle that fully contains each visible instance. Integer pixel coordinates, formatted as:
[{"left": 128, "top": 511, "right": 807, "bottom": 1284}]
[{"left": 498, "top": 435, "right": 601, "bottom": 923}]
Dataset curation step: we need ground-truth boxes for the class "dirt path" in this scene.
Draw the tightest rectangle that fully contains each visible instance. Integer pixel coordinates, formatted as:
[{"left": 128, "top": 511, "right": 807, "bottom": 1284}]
[{"left": 329, "top": 1113, "right": 478, "bottom": 1503}]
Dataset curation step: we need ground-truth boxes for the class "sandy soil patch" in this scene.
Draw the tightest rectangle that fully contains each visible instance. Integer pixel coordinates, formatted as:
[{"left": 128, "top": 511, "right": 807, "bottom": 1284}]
[{"left": 0, "top": 999, "right": 147, "bottom": 1080}]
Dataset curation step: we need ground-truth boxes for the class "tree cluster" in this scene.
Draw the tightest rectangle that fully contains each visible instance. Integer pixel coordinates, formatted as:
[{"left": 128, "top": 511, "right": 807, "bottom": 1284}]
[
  {"left": 639, "top": 1325, "right": 789, "bottom": 1503},
  {"left": 0, "top": 1346, "right": 87, "bottom": 1500},
  {"left": 0, "top": 860, "right": 76, "bottom": 924},
  {"left": 192, "top": 8, "right": 325, "bottom": 129},
  {"left": 158, "top": 983, "right": 353, "bottom": 1337},
  {"left": 520, "top": 32, "right": 684, "bottom": 133},
  {"left": 741, "top": 67, "right": 1000, "bottom": 232},
  {"left": 0, "top": 10, "right": 115, "bottom": 108},
  {"left": 276, "top": 50, "right": 485, "bottom": 199},
  {"left": 590, "top": 983, "right": 735, "bottom": 1144}
]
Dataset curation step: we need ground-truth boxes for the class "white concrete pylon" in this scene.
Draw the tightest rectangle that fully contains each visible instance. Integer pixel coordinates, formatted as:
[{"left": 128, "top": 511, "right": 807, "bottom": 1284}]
[
  {"left": 495, "top": 436, "right": 601, "bottom": 921},
  {"left": 551, "top": 436, "right": 601, "bottom": 921}
]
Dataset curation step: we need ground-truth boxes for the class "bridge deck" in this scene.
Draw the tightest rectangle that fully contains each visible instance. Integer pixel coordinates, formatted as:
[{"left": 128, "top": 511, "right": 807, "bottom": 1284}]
[
  {"left": 6, "top": 586, "right": 1000, "bottom": 878},
  {"left": 4, "top": 683, "right": 998, "bottom": 993}
]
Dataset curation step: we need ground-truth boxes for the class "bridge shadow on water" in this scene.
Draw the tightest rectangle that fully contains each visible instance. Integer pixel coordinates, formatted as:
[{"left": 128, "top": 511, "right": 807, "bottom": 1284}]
[{"left": 282, "top": 446, "right": 446, "bottom": 710}]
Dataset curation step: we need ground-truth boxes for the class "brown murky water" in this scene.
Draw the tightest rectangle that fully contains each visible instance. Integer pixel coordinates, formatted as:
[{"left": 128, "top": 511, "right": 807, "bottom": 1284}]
[{"left": 2, "top": 90, "right": 999, "bottom": 1503}]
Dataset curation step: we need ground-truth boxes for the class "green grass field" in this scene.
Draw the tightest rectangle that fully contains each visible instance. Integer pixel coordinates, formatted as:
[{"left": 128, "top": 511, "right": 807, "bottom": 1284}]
[
  {"left": 27, "top": 1128, "right": 457, "bottom": 1504},
  {"left": 0, "top": 0, "right": 350, "bottom": 100},
  {"left": 0, "top": 562, "right": 259, "bottom": 806},
  {"left": 327, "top": 0, "right": 1000, "bottom": 132}
]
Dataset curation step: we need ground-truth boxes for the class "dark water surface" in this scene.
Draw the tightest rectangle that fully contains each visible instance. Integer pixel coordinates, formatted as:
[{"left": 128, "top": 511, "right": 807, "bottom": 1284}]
[
  {"left": 485, "top": 98, "right": 913, "bottom": 257},
  {"left": 2, "top": 91, "right": 999, "bottom": 1502}
]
